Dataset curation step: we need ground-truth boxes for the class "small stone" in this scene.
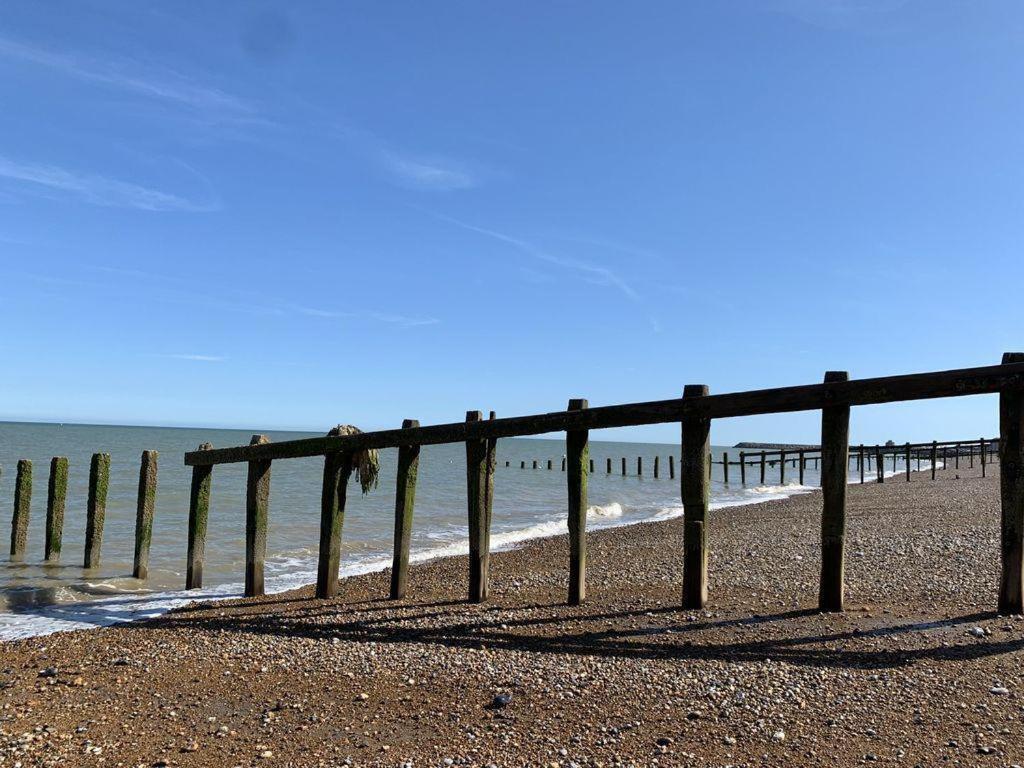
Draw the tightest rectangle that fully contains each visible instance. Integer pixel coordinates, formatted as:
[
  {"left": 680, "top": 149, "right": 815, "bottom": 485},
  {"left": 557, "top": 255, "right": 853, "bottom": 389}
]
[
  {"left": 990, "top": 686, "right": 1010, "bottom": 696},
  {"left": 969, "top": 627, "right": 986, "bottom": 638},
  {"left": 489, "top": 693, "right": 513, "bottom": 709},
  {"left": 38, "top": 668, "right": 57, "bottom": 678},
  {"left": 772, "top": 729, "right": 786, "bottom": 742}
]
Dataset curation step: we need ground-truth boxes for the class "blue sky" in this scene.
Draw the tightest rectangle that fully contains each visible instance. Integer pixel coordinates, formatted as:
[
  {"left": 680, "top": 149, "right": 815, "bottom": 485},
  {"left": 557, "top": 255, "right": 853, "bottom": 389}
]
[{"left": 0, "top": 1, "right": 1021, "bottom": 445}]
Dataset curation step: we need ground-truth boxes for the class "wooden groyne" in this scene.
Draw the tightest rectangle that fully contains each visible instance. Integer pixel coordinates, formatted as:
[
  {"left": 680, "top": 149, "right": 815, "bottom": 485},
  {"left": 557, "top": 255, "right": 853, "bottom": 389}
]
[{"left": 177, "top": 356, "right": 1024, "bottom": 615}]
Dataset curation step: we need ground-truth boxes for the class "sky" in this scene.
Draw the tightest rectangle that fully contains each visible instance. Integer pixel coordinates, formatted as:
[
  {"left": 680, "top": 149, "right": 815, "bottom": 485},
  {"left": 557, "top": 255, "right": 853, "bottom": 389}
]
[{"left": 0, "top": 0, "right": 1021, "bottom": 445}]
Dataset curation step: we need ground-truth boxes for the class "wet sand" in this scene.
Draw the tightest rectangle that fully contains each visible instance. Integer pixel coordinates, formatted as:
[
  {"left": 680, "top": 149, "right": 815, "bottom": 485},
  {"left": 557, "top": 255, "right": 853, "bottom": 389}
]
[{"left": 2, "top": 461, "right": 1022, "bottom": 767}]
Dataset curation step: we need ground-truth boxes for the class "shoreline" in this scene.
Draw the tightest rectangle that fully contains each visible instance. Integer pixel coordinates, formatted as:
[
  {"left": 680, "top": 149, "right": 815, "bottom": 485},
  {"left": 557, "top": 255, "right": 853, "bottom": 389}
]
[{"left": 3, "top": 460, "right": 1016, "bottom": 766}]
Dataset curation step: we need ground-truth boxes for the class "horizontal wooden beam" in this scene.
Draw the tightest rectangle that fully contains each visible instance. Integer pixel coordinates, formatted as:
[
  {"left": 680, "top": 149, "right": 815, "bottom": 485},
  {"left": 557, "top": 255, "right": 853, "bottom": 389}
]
[{"left": 185, "top": 362, "right": 1024, "bottom": 466}]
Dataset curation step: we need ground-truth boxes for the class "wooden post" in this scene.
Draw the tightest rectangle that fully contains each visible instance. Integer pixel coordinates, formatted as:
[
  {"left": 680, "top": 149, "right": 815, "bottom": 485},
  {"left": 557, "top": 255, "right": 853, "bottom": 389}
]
[
  {"left": 566, "top": 399, "right": 589, "bottom": 605},
  {"left": 653, "top": 455, "right": 660, "bottom": 479},
  {"left": 45, "top": 457, "right": 68, "bottom": 562},
  {"left": 955, "top": 443, "right": 960, "bottom": 469},
  {"left": 84, "top": 453, "right": 110, "bottom": 569},
  {"left": 606, "top": 457, "right": 612, "bottom": 474},
  {"left": 859, "top": 445, "right": 865, "bottom": 483},
  {"left": 186, "top": 443, "right": 213, "bottom": 589},
  {"left": 931, "top": 441, "right": 938, "bottom": 480},
  {"left": 905, "top": 443, "right": 911, "bottom": 483},
  {"left": 999, "top": 353, "right": 1024, "bottom": 614},
  {"left": 739, "top": 451, "right": 746, "bottom": 484},
  {"left": 669, "top": 454, "right": 676, "bottom": 479},
  {"left": 520, "top": 460, "right": 525, "bottom": 469},
  {"left": 391, "top": 419, "right": 421, "bottom": 599},
  {"left": 637, "top": 456, "right": 643, "bottom": 476},
  {"left": 317, "top": 428, "right": 352, "bottom": 599},
  {"left": 133, "top": 451, "right": 158, "bottom": 579},
  {"left": 466, "top": 411, "right": 492, "bottom": 602},
  {"left": 9, "top": 460, "right": 31, "bottom": 560},
  {"left": 892, "top": 450, "right": 897, "bottom": 474},
  {"left": 621, "top": 457, "right": 626, "bottom": 476},
  {"left": 798, "top": 450, "right": 805, "bottom": 485},
  {"left": 780, "top": 450, "right": 786, "bottom": 484},
  {"left": 760, "top": 451, "right": 766, "bottom": 484},
  {"left": 532, "top": 460, "right": 538, "bottom": 469},
  {"left": 719, "top": 452, "right": 727, "bottom": 483},
  {"left": 875, "top": 446, "right": 884, "bottom": 483},
  {"left": 590, "top": 457, "right": 595, "bottom": 474},
  {"left": 981, "top": 438, "right": 987, "bottom": 478},
  {"left": 547, "top": 459, "right": 553, "bottom": 470},
  {"left": 819, "top": 371, "right": 850, "bottom": 612},
  {"left": 682, "top": 385, "right": 711, "bottom": 609},
  {"left": 245, "top": 435, "right": 272, "bottom": 598},
  {"left": 561, "top": 457, "right": 566, "bottom": 472}
]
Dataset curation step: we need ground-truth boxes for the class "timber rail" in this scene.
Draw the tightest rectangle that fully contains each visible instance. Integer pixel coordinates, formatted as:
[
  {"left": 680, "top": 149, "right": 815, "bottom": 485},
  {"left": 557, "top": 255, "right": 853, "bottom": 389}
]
[{"left": 181, "top": 355, "right": 1024, "bottom": 616}]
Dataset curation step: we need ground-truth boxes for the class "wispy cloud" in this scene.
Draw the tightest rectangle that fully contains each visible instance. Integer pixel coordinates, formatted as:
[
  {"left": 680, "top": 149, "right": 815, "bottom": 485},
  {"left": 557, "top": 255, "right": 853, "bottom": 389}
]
[
  {"left": 289, "top": 304, "right": 440, "bottom": 327},
  {"left": 436, "top": 214, "right": 639, "bottom": 301},
  {"left": 768, "top": 0, "right": 908, "bottom": 30},
  {"left": 155, "top": 353, "right": 225, "bottom": 362},
  {"left": 0, "top": 155, "right": 218, "bottom": 211},
  {"left": 379, "top": 150, "right": 477, "bottom": 191},
  {"left": 0, "top": 37, "right": 254, "bottom": 115}
]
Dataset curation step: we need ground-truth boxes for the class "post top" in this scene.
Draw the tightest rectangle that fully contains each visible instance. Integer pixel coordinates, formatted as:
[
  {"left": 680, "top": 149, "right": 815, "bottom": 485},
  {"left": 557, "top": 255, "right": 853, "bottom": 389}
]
[
  {"left": 1003, "top": 352, "right": 1024, "bottom": 364},
  {"left": 567, "top": 398, "right": 589, "bottom": 409},
  {"left": 401, "top": 418, "right": 420, "bottom": 428},
  {"left": 682, "top": 384, "right": 709, "bottom": 397},
  {"left": 465, "top": 410, "right": 483, "bottom": 421},
  {"left": 250, "top": 434, "right": 271, "bottom": 446},
  {"left": 824, "top": 371, "right": 849, "bottom": 382}
]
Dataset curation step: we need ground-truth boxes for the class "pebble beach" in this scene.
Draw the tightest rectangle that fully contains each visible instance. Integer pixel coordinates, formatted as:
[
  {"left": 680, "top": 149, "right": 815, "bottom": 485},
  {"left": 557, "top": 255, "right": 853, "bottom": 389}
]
[{"left": 2, "top": 461, "right": 1022, "bottom": 767}]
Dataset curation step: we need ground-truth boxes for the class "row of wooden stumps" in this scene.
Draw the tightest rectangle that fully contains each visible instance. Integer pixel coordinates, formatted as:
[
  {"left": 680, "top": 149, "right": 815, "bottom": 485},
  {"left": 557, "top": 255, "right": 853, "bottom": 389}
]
[
  {"left": 7, "top": 451, "right": 158, "bottom": 577},
  {"left": 509, "top": 453, "right": 827, "bottom": 483}
]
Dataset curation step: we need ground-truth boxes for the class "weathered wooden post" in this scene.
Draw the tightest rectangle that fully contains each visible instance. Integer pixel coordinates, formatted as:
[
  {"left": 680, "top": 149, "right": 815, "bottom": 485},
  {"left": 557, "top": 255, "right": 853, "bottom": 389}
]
[
  {"left": 590, "top": 457, "right": 595, "bottom": 474},
  {"left": 391, "top": 419, "right": 421, "bottom": 599},
  {"left": 566, "top": 399, "right": 589, "bottom": 605},
  {"left": 682, "top": 385, "right": 710, "bottom": 609},
  {"left": 820, "top": 371, "right": 850, "bottom": 612},
  {"left": 245, "top": 435, "right": 272, "bottom": 597},
  {"left": 739, "top": 451, "right": 746, "bottom": 485},
  {"left": 859, "top": 445, "right": 865, "bottom": 483},
  {"left": 637, "top": 456, "right": 643, "bottom": 476},
  {"left": 84, "top": 453, "right": 110, "bottom": 569},
  {"left": 905, "top": 443, "right": 911, "bottom": 482},
  {"left": 722, "top": 452, "right": 729, "bottom": 484},
  {"left": 466, "top": 411, "right": 492, "bottom": 602},
  {"left": 981, "top": 438, "right": 987, "bottom": 477},
  {"left": 798, "top": 450, "right": 805, "bottom": 485},
  {"left": 9, "top": 460, "right": 31, "bottom": 560},
  {"left": 669, "top": 454, "right": 676, "bottom": 479},
  {"left": 875, "top": 446, "right": 884, "bottom": 483},
  {"left": 561, "top": 457, "right": 566, "bottom": 472},
  {"left": 955, "top": 443, "right": 961, "bottom": 469},
  {"left": 45, "top": 457, "right": 68, "bottom": 562},
  {"left": 931, "top": 441, "right": 938, "bottom": 480},
  {"left": 892, "top": 450, "right": 897, "bottom": 474},
  {"left": 133, "top": 451, "right": 158, "bottom": 579},
  {"left": 780, "top": 450, "right": 786, "bottom": 484},
  {"left": 520, "top": 460, "right": 525, "bottom": 469},
  {"left": 317, "top": 428, "right": 352, "bottom": 599},
  {"left": 653, "top": 455, "right": 660, "bottom": 479},
  {"left": 186, "top": 443, "right": 213, "bottom": 589},
  {"left": 532, "top": 460, "right": 538, "bottom": 469},
  {"left": 999, "top": 352, "right": 1024, "bottom": 614},
  {"left": 760, "top": 451, "right": 766, "bottom": 484},
  {"left": 606, "top": 457, "right": 612, "bottom": 474},
  {"left": 621, "top": 457, "right": 626, "bottom": 476},
  {"left": 547, "top": 459, "right": 553, "bottom": 470}
]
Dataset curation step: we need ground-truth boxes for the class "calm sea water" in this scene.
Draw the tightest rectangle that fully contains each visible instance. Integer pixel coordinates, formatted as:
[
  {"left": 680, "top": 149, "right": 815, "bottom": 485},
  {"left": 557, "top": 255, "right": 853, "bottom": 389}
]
[{"left": 0, "top": 421, "right": 837, "bottom": 640}]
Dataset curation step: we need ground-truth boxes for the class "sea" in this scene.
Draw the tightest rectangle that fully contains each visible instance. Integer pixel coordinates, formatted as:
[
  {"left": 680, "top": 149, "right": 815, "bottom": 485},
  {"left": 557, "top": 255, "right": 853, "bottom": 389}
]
[{"left": 0, "top": 421, "right": 905, "bottom": 641}]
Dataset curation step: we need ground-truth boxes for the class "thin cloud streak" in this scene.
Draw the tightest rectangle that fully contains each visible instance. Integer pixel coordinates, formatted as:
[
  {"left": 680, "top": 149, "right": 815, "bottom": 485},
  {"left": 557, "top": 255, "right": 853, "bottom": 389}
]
[
  {"left": 435, "top": 214, "right": 639, "bottom": 301},
  {"left": 155, "top": 353, "right": 225, "bottom": 362},
  {"left": 0, "top": 155, "right": 219, "bottom": 212},
  {"left": 290, "top": 304, "right": 440, "bottom": 327},
  {"left": 379, "top": 150, "right": 477, "bottom": 191},
  {"left": 0, "top": 37, "right": 254, "bottom": 114}
]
